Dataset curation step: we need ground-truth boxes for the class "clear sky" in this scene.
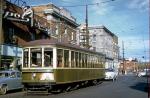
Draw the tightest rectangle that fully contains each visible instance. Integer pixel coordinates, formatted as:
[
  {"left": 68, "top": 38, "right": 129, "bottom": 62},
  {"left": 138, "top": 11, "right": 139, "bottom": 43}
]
[{"left": 23, "top": 0, "right": 149, "bottom": 61}]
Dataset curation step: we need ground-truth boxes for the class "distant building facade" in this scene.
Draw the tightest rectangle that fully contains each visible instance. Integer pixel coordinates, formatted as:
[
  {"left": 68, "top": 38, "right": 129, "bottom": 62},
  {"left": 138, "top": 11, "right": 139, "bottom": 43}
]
[
  {"left": 77, "top": 25, "right": 120, "bottom": 70},
  {"left": 76, "top": 24, "right": 90, "bottom": 48},
  {"left": 119, "top": 58, "right": 138, "bottom": 74}
]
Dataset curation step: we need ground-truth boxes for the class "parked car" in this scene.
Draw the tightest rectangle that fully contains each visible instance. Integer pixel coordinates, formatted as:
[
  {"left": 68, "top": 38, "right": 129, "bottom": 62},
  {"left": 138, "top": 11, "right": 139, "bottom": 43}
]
[
  {"left": 0, "top": 70, "right": 23, "bottom": 95},
  {"left": 137, "top": 69, "right": 150, "bottom": 77},
  {"left": 105, "top": 69, "right": 118, "bottom": 81}
]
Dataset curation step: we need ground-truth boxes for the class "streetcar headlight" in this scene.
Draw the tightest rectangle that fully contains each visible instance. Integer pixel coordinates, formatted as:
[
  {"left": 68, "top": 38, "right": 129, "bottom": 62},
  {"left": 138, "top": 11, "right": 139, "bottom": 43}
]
[
  {"left": 32, "top": 73, "right": 36, "bottom": 80},
  {"left": 40, "top": 73, "right": 54, "bottom": 81}
]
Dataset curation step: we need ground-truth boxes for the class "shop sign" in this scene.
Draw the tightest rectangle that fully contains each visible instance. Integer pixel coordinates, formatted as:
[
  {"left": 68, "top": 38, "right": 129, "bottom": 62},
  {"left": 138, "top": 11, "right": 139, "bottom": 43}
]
[{"left": 3, "top": 6, "right": 33, "bottom": 25}]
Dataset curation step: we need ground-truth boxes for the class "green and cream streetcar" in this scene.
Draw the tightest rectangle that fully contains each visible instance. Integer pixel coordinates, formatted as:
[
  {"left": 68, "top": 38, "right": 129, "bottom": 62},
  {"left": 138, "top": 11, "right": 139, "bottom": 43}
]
[{"left": 22, "top": 39, "right": 105, "bottom": 92}]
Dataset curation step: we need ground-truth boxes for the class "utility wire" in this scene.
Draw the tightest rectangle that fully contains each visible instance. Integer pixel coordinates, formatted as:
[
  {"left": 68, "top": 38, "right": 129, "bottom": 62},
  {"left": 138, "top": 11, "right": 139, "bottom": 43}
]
[
  {"left": 59, "top": 0, "right": 80, "bottom": 4},
  {"left": 59, "top": 0, "right": 115, "bottom": 7}
]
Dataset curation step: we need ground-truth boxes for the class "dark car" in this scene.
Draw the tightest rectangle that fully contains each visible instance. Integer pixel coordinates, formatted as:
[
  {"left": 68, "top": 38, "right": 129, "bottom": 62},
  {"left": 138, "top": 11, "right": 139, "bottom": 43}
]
[{"left": 0, "top": 70, "right": 23, "bottom": 95}]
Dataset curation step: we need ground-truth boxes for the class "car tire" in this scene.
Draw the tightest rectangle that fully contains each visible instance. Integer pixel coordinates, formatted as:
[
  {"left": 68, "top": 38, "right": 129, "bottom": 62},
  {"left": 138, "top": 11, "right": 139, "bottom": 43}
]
[{"left": 0, "top": 86, "right": 7, "bottom": 95}]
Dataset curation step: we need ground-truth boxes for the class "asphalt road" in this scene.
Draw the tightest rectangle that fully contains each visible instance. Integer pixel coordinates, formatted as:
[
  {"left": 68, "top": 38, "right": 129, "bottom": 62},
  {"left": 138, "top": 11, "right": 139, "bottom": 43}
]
[{"left": 0, "top": 74, "right": 148, "bottom": 98}]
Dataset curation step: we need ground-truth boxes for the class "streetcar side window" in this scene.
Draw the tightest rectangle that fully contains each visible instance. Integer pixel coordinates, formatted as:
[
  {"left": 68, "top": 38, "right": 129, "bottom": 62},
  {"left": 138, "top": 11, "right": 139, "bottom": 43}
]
[
  {"left": 87, "top": 54, "right": 90, "bottom": 68},
  {"left": 90, "top": 55, "right": 92, "bottom": 67},
  {"left": 85, "top": 54, "right": 87, "bottom": 68},
  {"left": 71, "top": 51, "right": 75, "bottom": 67},
  {"left": 96, "top": 56, "right": 98, "bottom": 68},
  {"left": 79, "top": 53, "right": 82, "bottom": 68},
  {"left": 44, "top": 48, "right": 53, "bottom": 67},
  {"left": 75, "top": 52, "right": 79, "bottom": 67},
  {"left": 23, "top": 49, "right": 28, "bottom": 68},
  {"left": 57, "top": 49, "right": 63, "bottom": 67},
  {"left": 91, "top": 55, "right": 93, "bottom": 68},
  {"left": 31, "top": 48, "right": 42, "bottom": 67},
  {"left": 64, "top": 50, "right": 69, "bottom": 67},
  {"left": 93, "top": 55, "right": 95, "bottom": 68},
  {"left": 82, "top": 53, "right": 85, "bottom": 68},
  {"left": 98, "top": 57, "right": 102, "bottom": 68}
]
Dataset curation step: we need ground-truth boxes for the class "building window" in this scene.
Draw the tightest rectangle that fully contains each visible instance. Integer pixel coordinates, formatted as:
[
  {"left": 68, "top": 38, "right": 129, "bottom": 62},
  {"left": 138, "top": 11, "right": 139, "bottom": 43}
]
[
  {"left": 64, "top": 28, "right": 67, "bottom": 35},
  {"left": 93, "top": 47, "right": 96, "bottom": 51},
  {"left": 5, "top": 27, "right": 14, "bottom": 44},
  {"left": 9, "top": 28, "right": 14, "bottom": 41},
  {"left": 54, "top": 24, "right": 59, "bottom": 36},
  {"left": 71, "top": 32, "right": 74, "bottom": 41},
  {"left": 31, "top": 33, "right": 35, "bottom": 40},
  {"left": 93, "top": 34, "right": 96, "bottom": 41}
]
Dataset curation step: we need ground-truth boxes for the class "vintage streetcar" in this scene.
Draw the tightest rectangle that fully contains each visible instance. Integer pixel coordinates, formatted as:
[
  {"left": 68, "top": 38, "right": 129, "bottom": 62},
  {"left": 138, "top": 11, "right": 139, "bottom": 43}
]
[{"left": 22, "top": 39, "right": 105, "bottom": 92}]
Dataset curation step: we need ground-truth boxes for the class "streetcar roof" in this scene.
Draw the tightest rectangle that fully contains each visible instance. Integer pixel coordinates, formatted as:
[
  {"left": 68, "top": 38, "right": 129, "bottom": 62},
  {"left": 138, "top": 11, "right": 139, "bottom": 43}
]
[{"left": 23, "top": 39, "right": 105, "bottom": 56}]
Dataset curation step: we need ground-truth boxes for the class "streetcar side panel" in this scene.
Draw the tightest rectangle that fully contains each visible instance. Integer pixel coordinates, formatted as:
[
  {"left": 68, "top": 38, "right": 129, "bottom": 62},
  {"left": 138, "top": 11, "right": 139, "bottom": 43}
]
[{"left": 54, "top": 68, "right": 105, "bottom": 84}]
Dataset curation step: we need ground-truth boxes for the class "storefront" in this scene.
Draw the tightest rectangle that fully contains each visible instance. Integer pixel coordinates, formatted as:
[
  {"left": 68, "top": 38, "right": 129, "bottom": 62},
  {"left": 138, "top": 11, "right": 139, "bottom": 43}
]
[
  {"left": 0, "top": 0, "right": 50, "bottom": 70},
  {"left": 1, "top": 44, "right": 22, "bottom": 70}
]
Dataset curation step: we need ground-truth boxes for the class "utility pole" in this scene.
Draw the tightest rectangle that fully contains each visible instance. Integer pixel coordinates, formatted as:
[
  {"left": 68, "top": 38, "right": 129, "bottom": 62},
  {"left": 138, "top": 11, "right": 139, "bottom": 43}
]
[
  {"left": 148, "top": 0, "right": 150, "bottom": 97},
  {"left": 122, "top": 41, "right": 125, "bottom": 74},
  {"left": 0, "top": 0, "right": 3, "bottom": 68},
  {"left": 85, "top": 4, "right": 89, "bottom": 49}
]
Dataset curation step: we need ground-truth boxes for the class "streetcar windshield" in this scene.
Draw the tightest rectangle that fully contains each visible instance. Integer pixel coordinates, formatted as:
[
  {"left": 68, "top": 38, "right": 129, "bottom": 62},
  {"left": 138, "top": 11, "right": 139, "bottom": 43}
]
[
  {"left": 44, "top": 48, "right": 53, "bottom": 67},
  {"left": 23, "top": 47, "right": 54, "bottom": 68},
  {"left": 31, "top": 48, "right": 42, "bottom": 67}
]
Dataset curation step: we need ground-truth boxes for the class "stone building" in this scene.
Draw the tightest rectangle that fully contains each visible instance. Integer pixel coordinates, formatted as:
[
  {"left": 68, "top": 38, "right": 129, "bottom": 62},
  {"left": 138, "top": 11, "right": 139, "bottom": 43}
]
[{"left": 77, "top": 25, "right": 120, "bottom": 71}]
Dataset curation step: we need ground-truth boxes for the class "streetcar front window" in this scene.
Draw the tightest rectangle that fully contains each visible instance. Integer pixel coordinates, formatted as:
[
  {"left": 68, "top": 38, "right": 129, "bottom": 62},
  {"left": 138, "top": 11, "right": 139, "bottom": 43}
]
[
  {"left": 44, "top": 48, "right": 53, "bottom": 67},
  {"left": 31, "top": 48, "right": 42, "bottom": 67},
  {"left": 23, "top": 49, "right": 29, "bottom": 68}
]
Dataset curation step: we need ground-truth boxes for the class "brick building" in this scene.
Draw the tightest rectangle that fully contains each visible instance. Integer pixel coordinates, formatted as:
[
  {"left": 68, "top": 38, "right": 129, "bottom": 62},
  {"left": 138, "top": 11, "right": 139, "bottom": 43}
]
[
  {"left": 32, "top": 3, "right": 79, "bottom": 44},
  {"left": 119, "top": 58, "right": 138, "bottom": 74}
]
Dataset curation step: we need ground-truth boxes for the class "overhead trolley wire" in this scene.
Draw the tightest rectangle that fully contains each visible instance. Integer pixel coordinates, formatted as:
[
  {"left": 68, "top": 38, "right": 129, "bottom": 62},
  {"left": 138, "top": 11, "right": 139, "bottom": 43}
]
[{"left": 59, "top": 0, "right": 115, "bottom": 7}]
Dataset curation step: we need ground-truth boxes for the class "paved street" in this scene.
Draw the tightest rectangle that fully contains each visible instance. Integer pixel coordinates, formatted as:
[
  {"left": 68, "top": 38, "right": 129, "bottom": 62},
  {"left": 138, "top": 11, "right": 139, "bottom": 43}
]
[{"left": 0, "top": 74, "right": 148, "bottom": 98}]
